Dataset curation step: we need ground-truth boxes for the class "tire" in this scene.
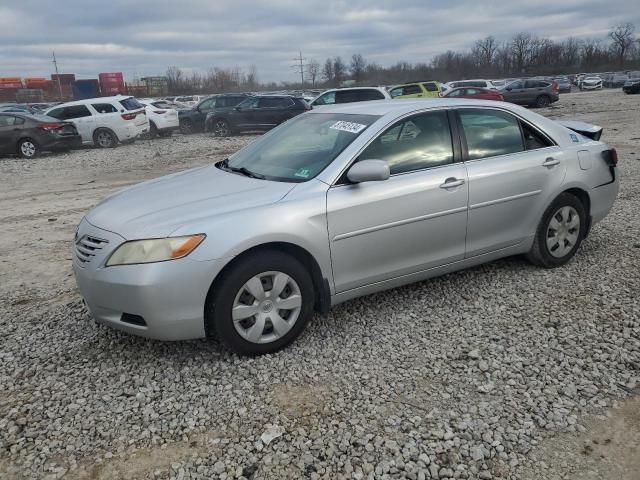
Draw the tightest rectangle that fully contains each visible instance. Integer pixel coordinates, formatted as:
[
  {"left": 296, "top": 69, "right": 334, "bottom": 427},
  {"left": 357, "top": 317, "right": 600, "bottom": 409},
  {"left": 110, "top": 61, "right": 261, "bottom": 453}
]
[
  {"left": 526, "top": 193, "right": 587, "bottom": 268},
  {"left": 179, "top": 119, "right": 194, "bottom": 135},
  {"left": 17, "top": 138, "right": 39, "bottom": 159},
  {"left": 158, "top": 130, "right": 173, "bottom": 137},
  {"left": 212, "top": 119, "right": 231, "bottom": 137},
  {"left": 206, "top": 251, "right": 315, "bottom": 356},
  {"left": 149, "top": 121, "right": 158, "bottom": 138},
  {"left": 93, "top": 128, "right": 118, "bottom": 148},
  {"left": 535, "top": 95, "right": 551, "bottom": 108}
]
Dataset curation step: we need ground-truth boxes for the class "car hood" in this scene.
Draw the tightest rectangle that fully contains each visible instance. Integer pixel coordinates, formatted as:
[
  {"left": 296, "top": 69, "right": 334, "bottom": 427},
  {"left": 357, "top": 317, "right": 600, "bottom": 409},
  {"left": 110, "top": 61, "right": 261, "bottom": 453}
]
[{"left": 86, "top": 165, "right": 296, "bottom": 239}]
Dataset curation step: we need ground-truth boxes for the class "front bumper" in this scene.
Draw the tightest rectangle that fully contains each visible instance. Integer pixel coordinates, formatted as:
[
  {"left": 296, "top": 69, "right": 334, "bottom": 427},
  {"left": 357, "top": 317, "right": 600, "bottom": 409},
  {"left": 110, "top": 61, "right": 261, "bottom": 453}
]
[{"left": 72, "top": 219, "right": 224, "bottom": 340}]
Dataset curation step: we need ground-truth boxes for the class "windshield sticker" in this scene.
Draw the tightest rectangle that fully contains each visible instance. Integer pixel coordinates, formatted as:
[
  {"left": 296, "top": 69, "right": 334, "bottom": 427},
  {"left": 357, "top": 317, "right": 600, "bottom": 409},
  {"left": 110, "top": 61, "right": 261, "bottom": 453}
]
[
  {"left": 330, "top": 121, "right": 367, "bottom": 134},
  {"left": 570, "top": 133, "right": 579, "bottom": 143},
  {"left": 294, "top": 167, "right": 312, "bottom": 178}
]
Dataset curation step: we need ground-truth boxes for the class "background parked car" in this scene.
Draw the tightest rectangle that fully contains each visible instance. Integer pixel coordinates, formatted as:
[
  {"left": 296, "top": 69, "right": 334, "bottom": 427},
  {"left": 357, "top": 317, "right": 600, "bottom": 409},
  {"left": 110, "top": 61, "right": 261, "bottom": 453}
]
[
  {"left": 580, "top": 76, "right": 603, "bottom": 90},
  {"left": 605, "top": 73, "right": 629, "bottom": 88},
  {"left": 389, "top": 81, "right": 442, "bottom": 99},
  {"left": 446, "top": 79, "right": 499, "bottom": 90},
  {"left": 0, "top": 112, "right": 81, "bottom": 158},
  {"left": 623, "top": 77, "right": 640, "bottom": 94},
  {"left": 207, "top": 95, "right": 309, "bottom": 136},
  {"left": 179, "top": 94, "right": 248, "bottom": 134},
  {"left": 310, "top": 87, "right": 390, "bottom": 106},
  {"left": 0, "top": 104, "right": 34, "bottom": 114},
  {"left": 500, "top": 79, "right": 559, "bottom": 107},
  {"left": 137, "top": 99, "right": 179, "bottom": 137},
  {"left": 554, "top": 77, "right": 572, "bottom": 93},
  {"left": 45, "top": 96, "right": 148, "bottom": 148},
  {"left": 443, "top": 87, "right": 504, "bottom": 101},
  {"left": 174, "top": 95, "right": 205, "bottom": 108}
]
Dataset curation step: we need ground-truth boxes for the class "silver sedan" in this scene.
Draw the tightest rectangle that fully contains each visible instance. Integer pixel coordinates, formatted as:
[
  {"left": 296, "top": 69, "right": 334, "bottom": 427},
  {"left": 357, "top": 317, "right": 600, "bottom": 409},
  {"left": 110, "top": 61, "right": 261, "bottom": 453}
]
[{"left": 73, "top": 99, "right": 619, "bottom": 355}]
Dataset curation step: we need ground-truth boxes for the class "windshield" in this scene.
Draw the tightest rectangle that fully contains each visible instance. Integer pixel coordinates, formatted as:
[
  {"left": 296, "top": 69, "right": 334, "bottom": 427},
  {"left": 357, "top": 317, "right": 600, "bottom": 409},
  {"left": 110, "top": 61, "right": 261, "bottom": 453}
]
[{"left": 225, "top": 113, "right": 379, "bottom": 182}]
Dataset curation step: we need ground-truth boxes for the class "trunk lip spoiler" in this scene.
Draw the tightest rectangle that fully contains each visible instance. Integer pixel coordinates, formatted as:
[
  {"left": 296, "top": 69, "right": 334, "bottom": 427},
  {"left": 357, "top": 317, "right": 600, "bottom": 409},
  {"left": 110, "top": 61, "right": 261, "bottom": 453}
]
[{"left": 556, "top": 120, "right": 603, "bottom": 141}]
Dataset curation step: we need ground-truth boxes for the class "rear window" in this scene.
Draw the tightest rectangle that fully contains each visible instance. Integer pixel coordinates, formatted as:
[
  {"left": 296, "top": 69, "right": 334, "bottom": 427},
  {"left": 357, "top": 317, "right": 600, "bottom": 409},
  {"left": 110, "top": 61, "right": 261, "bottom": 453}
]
[
  {"left": 258, "top": 97, "right": 293, "bottom": 108},
  {"left": 119, "top": 98, "right": 144, "bottom": 111},
  {"left": 390, "top": 84, "right": 421, "bottom": 97},
  {"left": 335, "top": 89, "right": 385, "bottom": 103},
  {"left": 423, "top": 82, "right": 439, "bottom": 92}
]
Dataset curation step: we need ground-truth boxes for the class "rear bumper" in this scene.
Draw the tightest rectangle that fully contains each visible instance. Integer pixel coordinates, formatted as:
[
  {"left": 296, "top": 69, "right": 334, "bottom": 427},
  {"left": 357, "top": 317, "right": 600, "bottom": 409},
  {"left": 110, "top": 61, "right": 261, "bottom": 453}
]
[{"left": 590, "top": 176, "right": 619, "bottom": 226}]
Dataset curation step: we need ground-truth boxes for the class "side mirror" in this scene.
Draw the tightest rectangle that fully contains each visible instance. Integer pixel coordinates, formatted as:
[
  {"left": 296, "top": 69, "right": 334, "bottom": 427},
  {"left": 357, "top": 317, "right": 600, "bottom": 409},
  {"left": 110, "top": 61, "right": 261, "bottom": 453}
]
[{"left": 347, "top": 160, "right": 390, "bottom": 183}]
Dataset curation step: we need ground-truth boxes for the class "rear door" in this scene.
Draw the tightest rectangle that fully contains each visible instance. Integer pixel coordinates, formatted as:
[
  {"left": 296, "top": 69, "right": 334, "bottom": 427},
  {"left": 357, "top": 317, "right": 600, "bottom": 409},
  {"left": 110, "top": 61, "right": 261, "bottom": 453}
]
[
  {"left": 0, "top": 114, "right": 19, "bottom": 152},
  {"left": 456, "top": 107, "right": 565, "bottom": 257},
  {"left": 327, "top": 109, "right": 468, "bottom": 292},
  {"left": 56, "top": 105, "right": 94, "bottom": 142},
  {"left": 256, "top": 97, "right": 291, "bottom": 127}
]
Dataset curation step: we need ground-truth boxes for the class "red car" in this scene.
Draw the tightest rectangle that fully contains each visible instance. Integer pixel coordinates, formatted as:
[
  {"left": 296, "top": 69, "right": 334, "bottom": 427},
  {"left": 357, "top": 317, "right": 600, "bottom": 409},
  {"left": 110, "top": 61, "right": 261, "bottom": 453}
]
[{"left": 443, "top": 87, "right": 504, "bottom": 101}]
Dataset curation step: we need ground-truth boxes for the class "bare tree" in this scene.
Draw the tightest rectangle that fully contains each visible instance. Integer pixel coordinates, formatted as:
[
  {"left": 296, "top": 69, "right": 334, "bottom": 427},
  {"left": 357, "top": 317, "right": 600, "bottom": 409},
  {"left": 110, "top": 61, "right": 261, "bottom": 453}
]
[
  {"left": 473, "top": 36, "right": 497, "bottom": 70},
  {"left": 322, "top": 58, "right": 334, "bottom": 84},
  {"left": 333, "top": 56, "right": 346, "bottom": 85},
  {"left": 511, "top": 32, "right": 533, "bottom": 73},
  {"left": 350, "top": 53, "right": 367, "bottom": 83},
  {"left": 560, "top": 37, "right": 581, "bottom": 68},
  {"left": 245, "top": 65, "right": 258, "bottom": 89},
  {"left": 306, "top": 59, "right": 320, "bottom": 87},
  {"left": 609, "top": 23, "right": 636, "bottom": 66}
]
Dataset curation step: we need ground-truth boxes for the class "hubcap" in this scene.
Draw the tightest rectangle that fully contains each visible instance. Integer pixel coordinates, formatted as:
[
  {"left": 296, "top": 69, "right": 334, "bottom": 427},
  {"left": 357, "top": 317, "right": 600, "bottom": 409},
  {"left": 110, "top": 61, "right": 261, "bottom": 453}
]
[
  {"left": 97, "top": 132, "right": 112, "bottom": 147},
  {"left": 546, "top": 206, "right": 580, "bottom": 258},
  {"left": 214, "top": 121, "right": 228, "bottom": 136},
  {"left": 20, "top": 141, "right": 36, "bottom": 157},
  {"left": 232, "top": 271, "right": 302, "bottom": 344}
]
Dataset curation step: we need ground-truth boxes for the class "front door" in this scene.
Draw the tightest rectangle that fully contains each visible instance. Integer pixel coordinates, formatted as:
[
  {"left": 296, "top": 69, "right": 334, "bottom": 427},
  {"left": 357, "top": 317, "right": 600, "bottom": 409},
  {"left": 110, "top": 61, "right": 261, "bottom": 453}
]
[
  {"left": 456, "top": 108, "right": 566, "bottom": 257},
  {"left": 327, "top": 110, "right": 469, "bottom": 293}
]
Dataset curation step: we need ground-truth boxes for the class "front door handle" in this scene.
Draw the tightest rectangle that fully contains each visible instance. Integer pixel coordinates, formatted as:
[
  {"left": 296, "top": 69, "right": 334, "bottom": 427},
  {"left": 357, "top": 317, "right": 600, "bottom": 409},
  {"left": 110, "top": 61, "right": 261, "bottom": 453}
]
[
  {"left": 440, "top": 177, "right": 465, "bottom": 189},
  {"left": 542, "top": 157, "right": 560, "bottom": 167}
]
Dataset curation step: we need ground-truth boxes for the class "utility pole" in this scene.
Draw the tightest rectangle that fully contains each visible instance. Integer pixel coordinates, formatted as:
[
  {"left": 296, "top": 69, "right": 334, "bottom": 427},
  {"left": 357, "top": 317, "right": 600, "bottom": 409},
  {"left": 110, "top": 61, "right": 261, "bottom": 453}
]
[
  {"left": 291, "top": 51, "right": 305, "bottom": 88},
  {"left": 52, "top": 51, "right": 63, "bottom": 101}
]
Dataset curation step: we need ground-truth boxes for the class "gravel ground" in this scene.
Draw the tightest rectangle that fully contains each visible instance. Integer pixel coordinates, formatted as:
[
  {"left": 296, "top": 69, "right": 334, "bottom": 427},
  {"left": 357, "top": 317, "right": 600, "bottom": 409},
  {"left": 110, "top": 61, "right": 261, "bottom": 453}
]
[{"left": 1, "top": 90, "right": 639, "bottom": 479}]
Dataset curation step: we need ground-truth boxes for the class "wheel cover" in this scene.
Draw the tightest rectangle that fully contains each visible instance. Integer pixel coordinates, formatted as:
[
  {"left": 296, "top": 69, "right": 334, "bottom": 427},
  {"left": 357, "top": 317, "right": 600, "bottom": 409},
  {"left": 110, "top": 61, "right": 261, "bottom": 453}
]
[
  {"left": 214, "top": 121, "right": 228, "bottom": 136},
  {"left": 539, "top": 97, "right": 549, "bottom": 107},
  {"left": 232, "top": 271, "right": 302, "bottom": 344},
  {"left": 20, "top": 141, "right": 36, "bottom": 157},
  {"left": 546, "top": 206, "right": 580, "bottom": 258},
  {"left": 97, "top": 131, "right": 112, "bottom": 147},
  {"left": 181, "top": 121, "right": 192, "bottom": 133}
]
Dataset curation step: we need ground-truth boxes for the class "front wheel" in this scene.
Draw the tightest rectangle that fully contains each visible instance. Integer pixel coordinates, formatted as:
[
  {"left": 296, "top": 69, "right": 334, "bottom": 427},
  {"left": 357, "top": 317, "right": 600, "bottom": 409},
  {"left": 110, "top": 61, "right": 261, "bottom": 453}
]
[
  {"left": 206, "top": 251, "right": 315, "bottom": 355},
  {"left": 94, "top": 129, "right": 117, "bottom": 148},
  {"left": 526, "top": 193, "right": 586, "bottom": 268},
  {"left": 179, "top": 119, "right": 193, "bottom": 135},
  {"left": 212, "top": 119, "right": 231, "bottom": 137},
  {"left": 18, "top": 138, "right": 39, "bottom": 158}
]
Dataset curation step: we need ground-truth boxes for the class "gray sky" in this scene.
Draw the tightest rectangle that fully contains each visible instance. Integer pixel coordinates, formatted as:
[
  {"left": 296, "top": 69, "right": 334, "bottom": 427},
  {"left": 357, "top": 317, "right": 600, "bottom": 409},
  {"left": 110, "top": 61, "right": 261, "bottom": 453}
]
[{"left": 1, "top": 0, "right": 638, "bottom": 83}]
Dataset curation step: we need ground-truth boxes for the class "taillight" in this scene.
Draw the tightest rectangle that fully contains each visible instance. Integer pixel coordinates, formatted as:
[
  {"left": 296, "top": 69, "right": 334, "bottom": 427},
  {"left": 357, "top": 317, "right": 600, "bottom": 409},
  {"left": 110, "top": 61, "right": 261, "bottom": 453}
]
[
  {"left": 38, "top": 123, "right": 65, "bottom": 131},
  {"left": 121, "top": 112, "right": 137, "bottom": 120},
  {"left": 603, "top": 148, "right": 618, "bottom": 167},
  {"left": 552, "top": 81, "right": 560, "bottom": 92}
]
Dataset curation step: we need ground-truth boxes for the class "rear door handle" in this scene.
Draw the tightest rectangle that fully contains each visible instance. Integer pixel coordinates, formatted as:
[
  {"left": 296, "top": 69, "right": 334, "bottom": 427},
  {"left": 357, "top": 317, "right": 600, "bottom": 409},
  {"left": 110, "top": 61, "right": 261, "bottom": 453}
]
[
  {"left": 542, "top": 157, "right": 560, "bottom": 167},
  {"left": 440, "top": 177, "right": 465, "bottom": 189}
]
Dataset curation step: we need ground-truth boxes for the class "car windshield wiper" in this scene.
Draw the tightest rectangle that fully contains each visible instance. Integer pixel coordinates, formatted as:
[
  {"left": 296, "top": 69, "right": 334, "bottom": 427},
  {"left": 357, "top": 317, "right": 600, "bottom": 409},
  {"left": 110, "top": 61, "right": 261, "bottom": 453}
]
[{"left": 219, "top": 159, "right": 266, "bottom": 179}]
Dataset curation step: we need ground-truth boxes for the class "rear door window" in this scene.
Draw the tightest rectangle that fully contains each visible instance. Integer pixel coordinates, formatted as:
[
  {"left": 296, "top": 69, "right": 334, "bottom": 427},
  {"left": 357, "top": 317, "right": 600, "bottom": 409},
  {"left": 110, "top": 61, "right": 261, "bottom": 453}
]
[
  {"left": 458, "top": 109, "right": 524, "bottom": 160},
  {"left": 506, "top": 81, "right": 523, "bottom": 89},
  {"left": 65, "top": 105, "right": 92, "bottom": 119},
  {"left": 91, "top": 103, "right": 117, "bottom": 114},
  {"left": 198, "top": 98, "right": 217, "bottom": 111},
  {"left": 258, "top": 97, "right": 293, "bottom": 108},
  {"left": 47, "top": 107, "right": 65, "bottom": 119},
  {"left": 423, "top": 82, "right": 439, "bottom": 92},
  {"left": 521, "top": 122, "right": 553, "bottom": 150},
  {"left": 314, "top": 92, "right": 336, "bottom": 105},
  {"left": 0, "top": 115, "right": 17, "bottom": 126}
]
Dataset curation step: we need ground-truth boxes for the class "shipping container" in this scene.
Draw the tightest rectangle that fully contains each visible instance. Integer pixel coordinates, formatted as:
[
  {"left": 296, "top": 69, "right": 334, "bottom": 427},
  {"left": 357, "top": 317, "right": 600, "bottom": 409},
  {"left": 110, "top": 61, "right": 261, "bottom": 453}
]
[
  {"left": 16, "top": 89, "right": 44, "bottom": 103},
  {"left": 99, "top": 72, "right": 124, "bottom": 81},
  {"left": 0, "top": 82, "right": 23, "bottom": 89},
  {"left": 72, "top": 79, "right": 100, "bottom": 100},
  {"left": 25, "top": 78, "right": 49, "bottom": 89},
  {"left": 0, "top": 89, "right": 18, "bottom": 102},
  {"left": 141, "top": 76, "right": 169, "bottom": 96},
  {"left": 0, "top": 77, "right": 22, "bottom": 84},
  {"left": 51, "top": 74, "right": 76, "bottom": 86}
]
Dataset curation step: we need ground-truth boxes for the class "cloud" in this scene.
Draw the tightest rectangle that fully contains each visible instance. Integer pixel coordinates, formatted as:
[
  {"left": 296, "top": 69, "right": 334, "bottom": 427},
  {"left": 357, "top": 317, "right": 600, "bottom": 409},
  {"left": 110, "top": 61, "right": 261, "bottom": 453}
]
[{"left": 0, "top": 0, "right": 638, "bottom": 83}]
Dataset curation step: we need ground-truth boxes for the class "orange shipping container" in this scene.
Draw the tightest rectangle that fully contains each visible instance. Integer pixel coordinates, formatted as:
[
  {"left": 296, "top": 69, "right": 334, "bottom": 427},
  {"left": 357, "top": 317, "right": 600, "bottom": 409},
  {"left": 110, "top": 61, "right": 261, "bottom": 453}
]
[{"left": 0, "top": 77, "right": 22, "bottom": 83}]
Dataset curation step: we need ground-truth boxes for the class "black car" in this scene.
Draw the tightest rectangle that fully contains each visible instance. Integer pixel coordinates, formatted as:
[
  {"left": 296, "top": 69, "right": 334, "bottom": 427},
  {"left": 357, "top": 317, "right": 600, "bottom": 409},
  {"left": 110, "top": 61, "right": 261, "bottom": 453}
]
[
  {"left": 207, "top": 95, "right": 310, "bottom": 136},
  {"left": 554, "top": 77, "right": 572, "bottom": 93},
  {"left": 0, "top": 113, "right": 81, "bottom": 158},
  {"left": 178, "top": 94, "right": 248, "bottom": 134},
  {"left": 622, "top": 78, "right": 640, "bottom": 94}
]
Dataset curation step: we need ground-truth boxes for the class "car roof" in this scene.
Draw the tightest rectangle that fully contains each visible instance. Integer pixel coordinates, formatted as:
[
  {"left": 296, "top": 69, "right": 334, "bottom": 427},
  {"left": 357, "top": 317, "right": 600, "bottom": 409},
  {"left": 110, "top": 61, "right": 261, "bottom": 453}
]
[
  {"left": 310, "top": 98, "right": 519, "bottom": 116},
  {"left": 47, "top": 96, "right": 133, "bottom": 108}
]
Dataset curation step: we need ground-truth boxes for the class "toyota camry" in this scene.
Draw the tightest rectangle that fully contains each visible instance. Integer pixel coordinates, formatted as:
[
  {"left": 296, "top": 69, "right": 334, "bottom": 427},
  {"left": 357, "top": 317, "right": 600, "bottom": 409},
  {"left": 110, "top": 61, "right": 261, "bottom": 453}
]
[{"left": 73, "top": 99, "right": 619, "bottom": 355}]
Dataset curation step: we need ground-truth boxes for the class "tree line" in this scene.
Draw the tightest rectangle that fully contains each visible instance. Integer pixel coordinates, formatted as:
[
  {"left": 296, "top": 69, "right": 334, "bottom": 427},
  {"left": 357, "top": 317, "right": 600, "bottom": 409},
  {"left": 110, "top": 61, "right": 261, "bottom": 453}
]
[{"left": 164, "top": 23, "right": 639, "bottom": 94}]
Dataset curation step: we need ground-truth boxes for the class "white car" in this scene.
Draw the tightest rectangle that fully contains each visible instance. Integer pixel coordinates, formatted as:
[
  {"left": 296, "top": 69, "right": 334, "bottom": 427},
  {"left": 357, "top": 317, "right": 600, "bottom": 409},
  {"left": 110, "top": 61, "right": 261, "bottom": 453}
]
[
  {"left": 173, "top": 95, "right": 204, "bottom": 108},
  {"left": 310, "top": 87, "right": 391, "bottom": 106},
  {"left": 580, "top": 77, "right": 603, "bottom": 90},
  {"left": 137, "top": 99, "right": 180, "bottom": 137},
  {"left": 45, "top": 96, "right": 149, "bottom": 148},
  {"left": 446, "top": 79, "right": 499, "bottom": 90}
]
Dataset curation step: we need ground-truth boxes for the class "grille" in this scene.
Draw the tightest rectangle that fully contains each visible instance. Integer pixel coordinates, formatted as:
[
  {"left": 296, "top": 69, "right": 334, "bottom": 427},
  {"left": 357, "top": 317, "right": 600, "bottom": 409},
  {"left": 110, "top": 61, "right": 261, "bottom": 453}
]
[{"left": 75, "top": 235, "right": 109, "bottom": 265}]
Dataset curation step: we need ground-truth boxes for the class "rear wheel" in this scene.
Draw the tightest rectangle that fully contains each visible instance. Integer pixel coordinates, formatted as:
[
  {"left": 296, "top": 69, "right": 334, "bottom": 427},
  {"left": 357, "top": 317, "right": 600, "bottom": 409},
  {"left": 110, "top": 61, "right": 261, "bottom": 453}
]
[
  {"left": 535, "top": 95, "right": 551, "bottom": 108},
  {"left": 206, "top": 251, "right": 315, "bottom": 355},
  {"left": 527, "top": 193, "right": 586, "bottom": 268},
  {"left": 149, "top": 121, "right": 159, "bottom": 138},
  {"left": 179, "top": 119, "right": 194, "bottom": 135},
  {"left": 93, "top": 128, "right": 117, "bottom": 148},
  {"left": 17, "top": 138, "right": 39, "bottom": 158}
]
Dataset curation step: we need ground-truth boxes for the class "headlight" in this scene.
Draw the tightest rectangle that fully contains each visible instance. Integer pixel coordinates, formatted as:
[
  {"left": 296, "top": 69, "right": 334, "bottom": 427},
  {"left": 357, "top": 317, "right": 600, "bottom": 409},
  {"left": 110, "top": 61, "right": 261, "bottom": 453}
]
[{"left": 106, "top": 234, "right": 205, "bottom": 267}]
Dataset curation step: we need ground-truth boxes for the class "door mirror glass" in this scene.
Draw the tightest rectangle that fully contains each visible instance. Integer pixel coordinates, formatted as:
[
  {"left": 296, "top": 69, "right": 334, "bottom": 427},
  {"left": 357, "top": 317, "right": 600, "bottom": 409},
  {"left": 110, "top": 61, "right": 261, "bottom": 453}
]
[{"left": 347, "top": 160, "right": 390, "bottom": 183}]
